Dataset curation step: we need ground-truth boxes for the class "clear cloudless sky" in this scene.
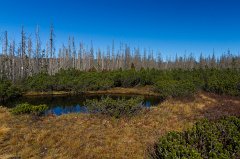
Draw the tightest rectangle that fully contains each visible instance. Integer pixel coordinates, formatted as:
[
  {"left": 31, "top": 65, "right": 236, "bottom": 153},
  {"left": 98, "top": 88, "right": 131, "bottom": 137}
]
[{"left": 0, "top": 0, "right": 240, "bottom": 58}]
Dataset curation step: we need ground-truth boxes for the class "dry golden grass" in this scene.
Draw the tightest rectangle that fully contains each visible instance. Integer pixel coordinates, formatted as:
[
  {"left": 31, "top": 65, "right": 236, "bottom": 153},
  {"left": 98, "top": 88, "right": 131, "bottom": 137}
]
[
  {"left": 0, "top": 126, "right": 10, "bottom": 142},
  {"left": 87, "top": 86, "right": 160, "bottom": 96},
  {"left": 0, "top": 92, "right": 239, "bottom": 159},
  {"left": 24, "top": 91, "right": 73, "bottom": 96}
]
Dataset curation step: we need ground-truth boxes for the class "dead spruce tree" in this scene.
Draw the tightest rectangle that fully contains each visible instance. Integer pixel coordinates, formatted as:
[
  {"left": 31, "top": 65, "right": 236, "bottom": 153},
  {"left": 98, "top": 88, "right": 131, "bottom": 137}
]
[{"left": 0, "top": 25, "right": 240, "bottom": 82}]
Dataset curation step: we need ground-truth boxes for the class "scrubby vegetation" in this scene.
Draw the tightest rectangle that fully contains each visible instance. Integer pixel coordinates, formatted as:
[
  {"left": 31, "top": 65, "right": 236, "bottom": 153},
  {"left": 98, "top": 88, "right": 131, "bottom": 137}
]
[
  {"left": 155, "top": 79, "right": 196, "bottom": 97},
  {"left": 23, "top": 68, "right": 240, "bottom": 97},
  {"left": 150, "top": 116, "right": 240, "bottom": 159},
  {"left": 11, "top": 103, "right": 48, "bottom": 115},
  {"left": 85, "top": 96, "right": 143, "bottom": 118},
  {"left": 0, "top": 79, "right": 22, "bottom": 102}
]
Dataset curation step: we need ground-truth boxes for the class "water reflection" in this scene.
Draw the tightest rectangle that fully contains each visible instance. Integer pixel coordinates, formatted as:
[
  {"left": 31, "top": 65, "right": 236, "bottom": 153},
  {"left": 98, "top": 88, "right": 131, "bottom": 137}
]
[
  {"left": 45, "top": 105, "right": 89, "bottom": 116},
  {"left": 5, "top": 94, "right": 163, "bottom": 116}
]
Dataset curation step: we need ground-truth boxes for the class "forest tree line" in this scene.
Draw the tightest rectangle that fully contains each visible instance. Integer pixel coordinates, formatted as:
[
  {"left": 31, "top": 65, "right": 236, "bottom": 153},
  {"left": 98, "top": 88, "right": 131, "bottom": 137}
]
[
  {"left": 1, "top": 25, "right": 240, "bottom": 82},
  {"left": 0, "top": 25, "right": 240, "bottom": 101}
]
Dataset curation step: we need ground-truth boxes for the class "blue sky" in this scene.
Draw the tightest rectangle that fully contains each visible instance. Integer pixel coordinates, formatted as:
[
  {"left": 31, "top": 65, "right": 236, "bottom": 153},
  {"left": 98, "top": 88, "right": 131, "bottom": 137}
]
[{"left": 0, "top": 0, "right": 240, "bottom": 58}]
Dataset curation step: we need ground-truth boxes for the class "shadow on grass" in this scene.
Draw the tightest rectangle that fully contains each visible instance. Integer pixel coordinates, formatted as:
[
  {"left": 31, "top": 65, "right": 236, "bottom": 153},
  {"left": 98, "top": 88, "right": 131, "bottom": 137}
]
[{"left": 200, "top": 93, "right": 240, "bottom": 120}]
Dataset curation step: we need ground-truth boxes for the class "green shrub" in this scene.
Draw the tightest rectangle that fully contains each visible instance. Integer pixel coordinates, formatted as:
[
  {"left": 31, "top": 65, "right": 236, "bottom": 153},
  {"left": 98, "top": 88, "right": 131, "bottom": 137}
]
[
  {"left": 139, "top": 68, "right": 159, "bottom": 85},
  {"left": 205, "top": 76, "right": 240, "bottom": 96},
  {"left": 150, "top": 116, "right": 240, "bottom": 159},
  {"left": 0, "top": 79, "right": 22, "bottom": 101},
  {"left": 6, "top": 68, "right": 240, "bottom": 98},
  {"left": 11, "top": 103, "right": 48, "bottom": 115},
  {"left": 112, "top": 70, "right": 141, "bottom": 88},
  {"left": 85, "top": 97, "right": 143, "bottom": 118},
  {"left": 26, "top": 72, "right": 54, "bottom": 91},
  {"left": 155, "top": 80, "right": 197, "bottom": 97}
]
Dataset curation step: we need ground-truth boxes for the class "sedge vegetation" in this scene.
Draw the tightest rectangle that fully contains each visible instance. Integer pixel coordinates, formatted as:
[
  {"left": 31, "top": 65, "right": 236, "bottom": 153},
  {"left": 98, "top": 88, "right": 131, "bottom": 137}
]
[{"left": 0, "top": 93, "right": 240, "bottom": 158}]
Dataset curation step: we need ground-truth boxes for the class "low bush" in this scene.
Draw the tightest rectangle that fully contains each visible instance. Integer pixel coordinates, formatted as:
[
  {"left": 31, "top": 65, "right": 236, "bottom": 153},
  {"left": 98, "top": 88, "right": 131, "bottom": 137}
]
[
  {"left": 26, "top": 72, "right": 54, "bottom": 92},
  {"left": 150, "top": 116, "right": 240, "bottom": 159},
  {"left": 112, "top": 70, "right": 141, "bottom": 88},
  {"left": 6, "top": 68, "right": 240, "bottom": 98},
  {"left": 205, "top": 76, "right": 240, "bottom": 96},
  {"left": 155, "top": 80, "right": 197, "bottom": 97},
  {"left": 85, "top": 97, "right": 144, "bottom": 118},
  {"left": 0, "top": 79, "right": 22, "bottom": 101},
  {"left": 11, "top": 103, "right": 48, "bottom": 115}
]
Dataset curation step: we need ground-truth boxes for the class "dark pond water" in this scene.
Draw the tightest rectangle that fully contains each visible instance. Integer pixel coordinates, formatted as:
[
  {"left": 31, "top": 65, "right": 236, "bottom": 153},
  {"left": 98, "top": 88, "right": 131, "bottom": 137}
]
[{"left": 4, "top": 94, "right": 163, "bottom": 116}]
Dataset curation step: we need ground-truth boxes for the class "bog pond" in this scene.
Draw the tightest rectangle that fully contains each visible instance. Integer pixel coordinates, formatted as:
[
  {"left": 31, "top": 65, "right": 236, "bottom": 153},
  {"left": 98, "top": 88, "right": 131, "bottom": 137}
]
[{"left": 4, "top": 94, "right": 163, "bottom": 116}]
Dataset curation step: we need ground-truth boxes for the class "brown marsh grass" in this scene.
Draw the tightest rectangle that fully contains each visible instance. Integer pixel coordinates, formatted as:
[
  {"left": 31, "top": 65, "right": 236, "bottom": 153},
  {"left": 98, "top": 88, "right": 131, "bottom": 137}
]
[
  {"left": 24, "top": 86, "right": 160, "bottom": 97},
  {"left": 0, "top": 92, "right": 239, "bottom": 159}
]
